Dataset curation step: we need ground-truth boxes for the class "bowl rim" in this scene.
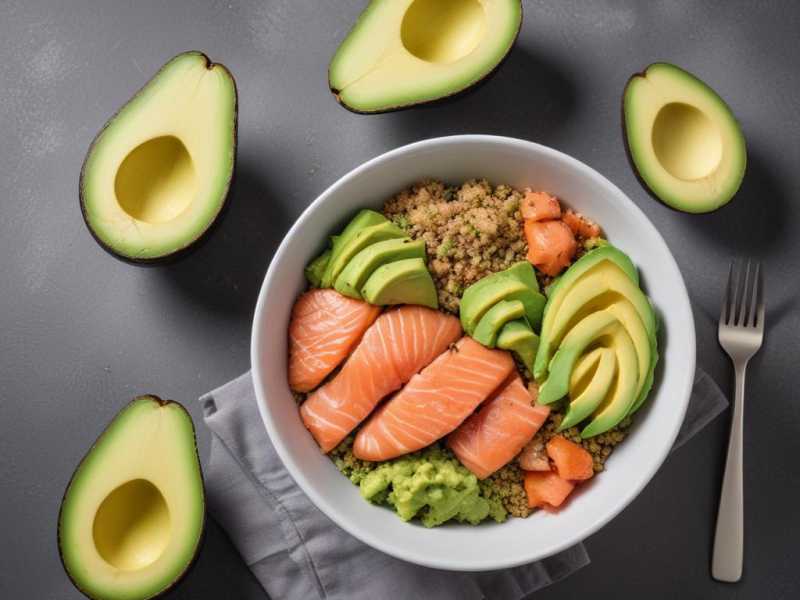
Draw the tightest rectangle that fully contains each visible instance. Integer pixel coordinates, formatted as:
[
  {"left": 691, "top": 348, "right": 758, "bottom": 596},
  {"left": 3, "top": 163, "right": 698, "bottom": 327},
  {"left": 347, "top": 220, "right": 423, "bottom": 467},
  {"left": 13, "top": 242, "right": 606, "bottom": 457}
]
[{"left": 250, "top": 134, "right": 696, "bottom": 571}]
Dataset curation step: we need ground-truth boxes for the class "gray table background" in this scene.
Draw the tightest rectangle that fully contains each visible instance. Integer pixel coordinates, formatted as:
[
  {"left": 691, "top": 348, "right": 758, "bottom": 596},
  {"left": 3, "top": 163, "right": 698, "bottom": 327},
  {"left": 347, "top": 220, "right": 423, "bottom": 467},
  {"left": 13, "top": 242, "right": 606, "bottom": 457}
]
[{"left": 1, "top": 1, "right": 798, "bottom": 598}]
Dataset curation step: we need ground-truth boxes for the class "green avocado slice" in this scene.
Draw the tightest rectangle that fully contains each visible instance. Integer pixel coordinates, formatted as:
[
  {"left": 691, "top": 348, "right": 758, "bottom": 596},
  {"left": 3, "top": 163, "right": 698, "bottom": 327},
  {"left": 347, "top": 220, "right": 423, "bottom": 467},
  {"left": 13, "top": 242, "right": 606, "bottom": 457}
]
[
  {"left": 538, "top": 310, "right": 620, "bottom": 405},
  {"left": 534, "top": 245, "right": 640, "bottom": 381},
  {"left": 322, "top": 220, "right": 406, "bottom": 288},
  {"left": 581, "top": 327, "right": 640, "bottom": 438},
  {"left": 58, "top": 396, "right": 204, "bottom": 599},
  {"left": 460, "top": 262, "right": 545, "bottom": 334},
  {"left": 558, "top": 348, "right": 617, "bottom": 431},
  {"left": 496, "top": 319, "right": 540, "bottom": 373},
  {"left": 473, "top": 300, "right": 526, "bottom": 348},
  {"left": 305, "top": 248, "right": 331, "bottom": 288},
  {"left": 362, "top": 257, "right": 438, "bottom": 308},
  {"left": 334, "top": 238, "right": 426, "bottom": 299}
]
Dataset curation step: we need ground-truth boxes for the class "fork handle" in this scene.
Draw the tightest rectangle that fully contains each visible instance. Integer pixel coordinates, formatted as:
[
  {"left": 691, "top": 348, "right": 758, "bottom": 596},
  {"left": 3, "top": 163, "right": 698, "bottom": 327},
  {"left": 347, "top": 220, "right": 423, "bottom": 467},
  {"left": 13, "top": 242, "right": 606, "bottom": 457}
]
[{"left": 712, "top": 363, "right": 747, "bottom": 582}]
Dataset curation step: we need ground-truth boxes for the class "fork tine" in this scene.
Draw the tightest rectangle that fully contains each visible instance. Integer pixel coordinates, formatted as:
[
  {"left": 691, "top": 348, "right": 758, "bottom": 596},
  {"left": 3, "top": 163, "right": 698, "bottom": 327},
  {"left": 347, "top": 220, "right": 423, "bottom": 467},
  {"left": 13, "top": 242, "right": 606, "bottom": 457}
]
[
  {"left": 736, "top": 260, "right": 753, "bottom": 326},
  {"left": 746, "top": 262, "right": 761, "bottom": 327},
  {"left": 721, "top": 261, "right": 734, "bottom": 324},
  {"left": 756, "top": 264, "right": 765, "bottom": 329},
  {"left": 730, "top": 259, "right": 744, "bottom": 325}
]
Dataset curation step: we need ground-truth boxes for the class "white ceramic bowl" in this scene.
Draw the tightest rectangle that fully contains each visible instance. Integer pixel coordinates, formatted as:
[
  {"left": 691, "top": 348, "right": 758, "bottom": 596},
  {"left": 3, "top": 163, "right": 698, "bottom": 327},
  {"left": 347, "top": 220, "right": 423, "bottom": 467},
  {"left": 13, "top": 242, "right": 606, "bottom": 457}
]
[{"left": 251, "top": 135, "right": 695, "bottom": 571}]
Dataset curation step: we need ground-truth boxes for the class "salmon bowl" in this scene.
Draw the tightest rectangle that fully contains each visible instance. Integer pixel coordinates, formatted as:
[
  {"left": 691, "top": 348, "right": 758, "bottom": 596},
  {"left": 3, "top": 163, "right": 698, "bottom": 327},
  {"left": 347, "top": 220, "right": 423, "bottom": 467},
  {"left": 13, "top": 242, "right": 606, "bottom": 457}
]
[{"left": 251, "top": 135, "right": 695, "bottom": 571}]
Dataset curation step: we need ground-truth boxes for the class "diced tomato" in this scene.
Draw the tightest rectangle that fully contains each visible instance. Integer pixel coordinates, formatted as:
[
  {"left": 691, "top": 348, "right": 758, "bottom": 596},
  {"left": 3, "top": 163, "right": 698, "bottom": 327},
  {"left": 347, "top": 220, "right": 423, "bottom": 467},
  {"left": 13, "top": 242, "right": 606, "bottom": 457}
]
[
  {"left": 546, "top": 435, "right": 594, "bottom": 481},
  {"left": 524, "top": 219, "right": 577, "bottom": 277},
  {"left": 520, "top": 191, "right": 562, "bottom": 222},
  {"left": 524, "top": 470, "right": 575, "bottom": 509},
  {"left": 519, "top": 436, "right": 550, "bottom": 471},
  {"left": 562, "top": 209, "right": 601, "bottom": 239}
]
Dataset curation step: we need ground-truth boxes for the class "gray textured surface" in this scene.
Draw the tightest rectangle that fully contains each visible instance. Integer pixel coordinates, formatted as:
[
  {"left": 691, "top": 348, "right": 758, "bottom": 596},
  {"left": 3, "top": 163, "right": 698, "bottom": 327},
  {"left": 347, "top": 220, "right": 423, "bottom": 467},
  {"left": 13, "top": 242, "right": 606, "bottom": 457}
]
[{"left": 0, "top": 1, "right": 798, "bottom": 598}]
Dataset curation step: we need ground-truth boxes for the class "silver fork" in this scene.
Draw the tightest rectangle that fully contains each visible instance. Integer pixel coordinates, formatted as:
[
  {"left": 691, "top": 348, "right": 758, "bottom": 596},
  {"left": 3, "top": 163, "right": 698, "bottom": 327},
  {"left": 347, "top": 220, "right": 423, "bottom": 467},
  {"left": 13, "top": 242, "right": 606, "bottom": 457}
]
[{"left": 712, "top": 260, "right": 765, "bottom": 582}]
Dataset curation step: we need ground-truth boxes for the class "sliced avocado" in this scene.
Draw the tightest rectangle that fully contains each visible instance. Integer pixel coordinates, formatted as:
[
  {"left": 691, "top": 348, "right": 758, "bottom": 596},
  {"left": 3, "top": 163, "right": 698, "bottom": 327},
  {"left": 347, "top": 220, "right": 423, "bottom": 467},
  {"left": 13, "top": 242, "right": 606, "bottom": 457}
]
[
  {"left": 305, "top": 248, "right": 331, "bottom": 287},
  {"left": 534, "top": 245, "right": 640, "bottom": 381},
  {"left": 538, "top": 310, "right": 620, "bottom": 405},
  {"left": 581, "top": 327, "right": 640, "bottom": 438},
  {"left": 460, "top": 262, "right": 546, "bottom": 334},
  {"left": 558, "top": 348, "right": 616, "bottom": 431},
  {"left": 322, "top": 221, "right": 406, "bottom": 288},
  {"left": 362, "top": 257, "right": 438, "bottom": 308},
  {"left": 329, "top": 0, "right": 522, "bottom": 113},
  {"left": 623, "top": 62, "right": 746, "bottom": 213},
  {"left": 80, "top": 52, "right": 237, "bottom": 263},
  {"left": 605, "top": 299, "right": 657, "bottom": 414},
  {"left": 473, "top": 300, "right": 526, "bottom": 348},
  {"left": 58, "top": 396, "right": 204, "bottom": 600},
  {"left": 496, "top": 319, "right": 540, "bottom": 372},
  {"left": 334, "top": 238, "right": 426, "bottom": 299}
]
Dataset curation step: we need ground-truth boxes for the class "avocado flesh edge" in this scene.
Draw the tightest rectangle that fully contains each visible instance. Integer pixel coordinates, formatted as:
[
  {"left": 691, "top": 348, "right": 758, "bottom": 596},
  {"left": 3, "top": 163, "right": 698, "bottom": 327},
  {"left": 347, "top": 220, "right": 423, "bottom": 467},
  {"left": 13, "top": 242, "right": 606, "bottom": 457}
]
[
  {"left": 80, "top": 51, "right": 237, "bottom": 262},
  {"left": 329, "top": 0, "right": 523, "bottom": 113},
  {"left": 58, "top": 396, "right": 204, "bottom": 600},
  {"left": 473, "top": 299, "right": 526, "bottom": 348},
  {"left": 460, "top": 262, "right": 545, "bottom": 334},
  {"left": 534, "top": 245, "right": 640, "bottom": 380},
  {"left": 558, "top": 348, "right": 617, "bottom": 431},
  {"left": 362, "top": 257, "right": 438, "bottom": 308},
  {"left": 543, "top": 267, "right": 657, "bottom": 409},
  {"left": 334, "top": 238, "right": 425, "bottom": 299},
  {"left": 319, "top": 209, "right": 388, "bottom": 287},
  {"left": 496, "top": 319, "right": 540, "bottom": 373},
  {"left": 538, "top": 310, "right": 621, "bottom": 405},
  {"left": 322, "top": 221, "right": 405, "bottom": 288},
  {"left": 305, "top": 249, "right": 331, "bottom": 287},
  {"left": 623, "top": 62, "right": 746, "bottom": 213},
  {"left": 581, "top": 327, "right": 640, "bottom": 437}
]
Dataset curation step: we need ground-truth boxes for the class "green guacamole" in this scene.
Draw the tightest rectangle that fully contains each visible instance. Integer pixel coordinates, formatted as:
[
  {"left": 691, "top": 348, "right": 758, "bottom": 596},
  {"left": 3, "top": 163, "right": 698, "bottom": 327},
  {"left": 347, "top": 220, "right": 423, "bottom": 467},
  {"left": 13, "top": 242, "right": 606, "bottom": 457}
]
[{"left": 358, "top": 447, "right": 507, "bottom": 527}]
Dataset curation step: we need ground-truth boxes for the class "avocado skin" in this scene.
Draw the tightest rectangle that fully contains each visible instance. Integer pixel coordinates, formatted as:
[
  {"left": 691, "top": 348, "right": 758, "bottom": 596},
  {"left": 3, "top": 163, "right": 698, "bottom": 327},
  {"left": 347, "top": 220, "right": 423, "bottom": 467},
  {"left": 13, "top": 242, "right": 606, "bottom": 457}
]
[
  {"left": 329, "top": 4, "right": 523, "bottom": 114},
  {"left": 79, "top": 52, "right": 238, "bottom": 265},
  {"left": 621, "top": 62, "right": 747, "bottom": 214},
  {"left": 57, "top": 395, "right": 206, "bottom": 600}
]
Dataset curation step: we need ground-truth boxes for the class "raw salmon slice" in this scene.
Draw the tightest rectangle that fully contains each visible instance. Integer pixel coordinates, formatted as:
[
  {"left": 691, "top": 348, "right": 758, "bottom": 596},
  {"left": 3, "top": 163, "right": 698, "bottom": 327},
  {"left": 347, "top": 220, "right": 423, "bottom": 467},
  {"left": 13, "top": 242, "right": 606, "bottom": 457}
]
[
  {"left": 300, "top": 306, "right": 461, "bottom": 453},
  {"left": 520, "top": 191, "right": 562, "bottom": 222},
  {"left": 353, "top": 337, "right": 515, "bottom": 461},
  {"left": 288, "top": 289, "right": 381, "bottom": 393},
  {"left": 448, "top": 373, "right": 550, "bottom": 479}
]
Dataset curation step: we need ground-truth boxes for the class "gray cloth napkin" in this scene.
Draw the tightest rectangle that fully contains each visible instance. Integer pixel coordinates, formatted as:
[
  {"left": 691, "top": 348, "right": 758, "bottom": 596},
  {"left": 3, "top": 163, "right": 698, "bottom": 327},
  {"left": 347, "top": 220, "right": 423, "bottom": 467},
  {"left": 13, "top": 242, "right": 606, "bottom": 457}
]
[{"left": 199, "top": 368, "right": 727, "bottom": 600}]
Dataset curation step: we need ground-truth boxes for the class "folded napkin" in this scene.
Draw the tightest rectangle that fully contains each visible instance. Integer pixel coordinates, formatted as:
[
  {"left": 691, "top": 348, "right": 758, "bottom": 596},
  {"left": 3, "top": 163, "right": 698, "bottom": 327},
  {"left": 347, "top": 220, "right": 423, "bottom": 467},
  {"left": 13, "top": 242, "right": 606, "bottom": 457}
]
[{"left": 200, "top": 368, "right": 726, "bottom": 600}]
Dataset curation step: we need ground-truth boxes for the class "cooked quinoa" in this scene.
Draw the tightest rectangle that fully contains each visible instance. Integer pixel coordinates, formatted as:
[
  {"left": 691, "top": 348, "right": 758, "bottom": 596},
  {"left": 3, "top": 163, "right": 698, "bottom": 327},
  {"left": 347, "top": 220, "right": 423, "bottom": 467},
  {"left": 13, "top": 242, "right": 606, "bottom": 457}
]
[
  {"left": 316, "top": 179, "right": 632, "bottom": 522},
  {"left": 384, "top": 179, "right": 530, "bottom": 313}
]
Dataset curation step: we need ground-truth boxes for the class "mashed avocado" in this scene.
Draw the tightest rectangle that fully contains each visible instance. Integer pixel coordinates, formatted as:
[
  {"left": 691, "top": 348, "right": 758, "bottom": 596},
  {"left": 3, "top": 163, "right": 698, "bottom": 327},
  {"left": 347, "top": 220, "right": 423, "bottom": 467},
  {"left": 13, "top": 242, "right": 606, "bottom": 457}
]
[{"left": 358, "top": 446, "right": 506, "bottom": 527}]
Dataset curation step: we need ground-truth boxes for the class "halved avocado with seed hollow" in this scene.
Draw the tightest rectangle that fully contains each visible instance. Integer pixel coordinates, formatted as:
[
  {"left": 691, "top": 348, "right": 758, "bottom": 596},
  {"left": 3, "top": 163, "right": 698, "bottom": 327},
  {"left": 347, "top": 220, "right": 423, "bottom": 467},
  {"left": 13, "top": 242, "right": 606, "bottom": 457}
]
[
  {"left": 623, "top": 62, "right": 746, "bottom": 213},
  {"left": 58, "top": 395, "right": 204, "bottom": 600},
  {"left": 80, "top": 51, "right": 237, "bottom": 263},
  {"left": 329, "top": 0, "right": 523, "bottom": 113}
]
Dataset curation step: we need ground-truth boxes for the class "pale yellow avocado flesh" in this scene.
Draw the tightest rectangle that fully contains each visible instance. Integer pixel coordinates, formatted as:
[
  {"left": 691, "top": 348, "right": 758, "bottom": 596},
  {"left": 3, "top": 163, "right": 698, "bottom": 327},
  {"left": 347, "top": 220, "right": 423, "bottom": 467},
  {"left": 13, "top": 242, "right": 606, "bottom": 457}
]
[
  {"left": 59, "top": 397, "right": 204, "bottom": 600},
  {"left": 81, "top": 52, "right": 236, "bottom": 260},
  {"left": 329, "top": 0, "right": 522, "bottom": 112},
  {"left": 624, "top": 63, "right": 746, "bottom": 213}
]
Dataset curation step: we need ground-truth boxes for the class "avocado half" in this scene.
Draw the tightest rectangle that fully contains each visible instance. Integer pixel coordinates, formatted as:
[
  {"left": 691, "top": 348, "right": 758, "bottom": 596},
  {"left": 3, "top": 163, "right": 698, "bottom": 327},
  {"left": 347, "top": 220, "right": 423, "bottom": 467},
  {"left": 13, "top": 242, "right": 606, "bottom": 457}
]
[
  {"left": 329, "top": 0, "right": 523, "bottom": 113},
  {"left": 58, "top": 396, "right": 205, "bottom": 600},
  {"left": 80, "top": 51, "right": 238, "bottom": 263},
  {"left": 623, "top": 62, "right": 746, "bottom": 213}
]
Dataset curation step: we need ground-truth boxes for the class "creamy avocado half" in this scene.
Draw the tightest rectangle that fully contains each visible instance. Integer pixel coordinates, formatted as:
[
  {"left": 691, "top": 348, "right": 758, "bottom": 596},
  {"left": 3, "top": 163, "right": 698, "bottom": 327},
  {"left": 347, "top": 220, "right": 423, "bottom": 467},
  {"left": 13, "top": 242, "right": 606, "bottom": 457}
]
[
  {"left": 329, "top": 0, "right": 522, "bottom": 113},
  {"left": 623, "top": 63, "right": 746, "bottom": 213},
  {"left": 58, "top": 396, "right": 204, "bottom": 600},
  {"left": 80, "top": 51, "right": 237, "bottom": 263},
  {"left": 535, "top": 246, "right": 659, "bottom": 437}
]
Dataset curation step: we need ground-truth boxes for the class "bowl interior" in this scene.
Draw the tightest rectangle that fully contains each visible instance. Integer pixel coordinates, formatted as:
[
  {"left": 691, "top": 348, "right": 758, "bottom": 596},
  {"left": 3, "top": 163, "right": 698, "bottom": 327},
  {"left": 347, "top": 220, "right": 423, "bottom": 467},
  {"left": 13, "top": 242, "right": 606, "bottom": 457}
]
[{"left": 251, "top": 135, "right": 695, "bottom": 571}]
